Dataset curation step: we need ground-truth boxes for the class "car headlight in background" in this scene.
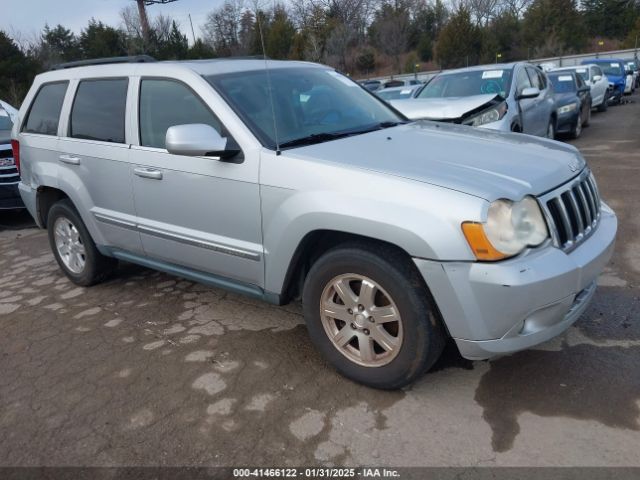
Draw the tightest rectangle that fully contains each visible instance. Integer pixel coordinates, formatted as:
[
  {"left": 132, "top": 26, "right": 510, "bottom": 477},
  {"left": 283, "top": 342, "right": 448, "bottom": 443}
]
[
  {"left": 463, "top": 101, "right": 508, "bottom": 127},
  {"left": 462, "top": 196, "right": 549, "bottom": 261},
  {"left": 557, "top": 103, "right": 578, "bottom": 114}
]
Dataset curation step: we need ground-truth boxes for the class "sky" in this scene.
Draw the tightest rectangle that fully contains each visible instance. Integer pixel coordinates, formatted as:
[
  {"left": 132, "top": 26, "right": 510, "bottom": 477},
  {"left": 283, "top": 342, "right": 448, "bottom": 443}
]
[{"left": 2, "top": 0, "right": 223, "bottom": 45}]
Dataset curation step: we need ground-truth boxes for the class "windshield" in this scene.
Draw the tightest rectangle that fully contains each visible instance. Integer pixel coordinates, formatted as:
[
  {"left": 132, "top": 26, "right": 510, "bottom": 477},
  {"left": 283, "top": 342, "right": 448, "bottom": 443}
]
[
  {"left": 378, "top": 88, "right": 416, "bottom": 101},
  {"left": 549, "top": 74, "right": 577, "bottom": 93},
  {"left": 206, "top": 68, "right": 404, "bottom": 150},
  {"left": 0, "top": 109, "right": 12, "bottom": 130},
  {"left": 416, "top": 68, "right": 513, "bottom": 99},
  {"left": 600, "top": 62, "right": 624, "bottom": 76}
]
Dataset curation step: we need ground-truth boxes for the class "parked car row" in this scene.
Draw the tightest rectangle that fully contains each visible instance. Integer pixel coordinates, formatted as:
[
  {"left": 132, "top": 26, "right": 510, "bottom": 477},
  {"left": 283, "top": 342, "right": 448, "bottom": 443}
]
[{"left": 376, "top": 58, "right": 635, "bottom": 142}]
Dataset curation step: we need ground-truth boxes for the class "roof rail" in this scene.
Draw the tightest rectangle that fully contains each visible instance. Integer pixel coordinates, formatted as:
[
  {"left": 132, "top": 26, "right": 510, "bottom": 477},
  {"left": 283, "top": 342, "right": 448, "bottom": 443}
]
[{"left": 51, "top": 55, "right": 156, "bottom": 71}]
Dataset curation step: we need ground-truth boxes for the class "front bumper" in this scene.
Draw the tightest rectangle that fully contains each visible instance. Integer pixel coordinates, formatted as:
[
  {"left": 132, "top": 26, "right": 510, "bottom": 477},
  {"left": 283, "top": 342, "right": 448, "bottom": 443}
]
[
  {"left": 0, "top": 183, "right": 24, "bottom": 210},
  {"left": 414, "top": 204, "right": 617, "bottom": 360},
  {"left": 555, "top": 110, "right": 579, "bottom": 134}
]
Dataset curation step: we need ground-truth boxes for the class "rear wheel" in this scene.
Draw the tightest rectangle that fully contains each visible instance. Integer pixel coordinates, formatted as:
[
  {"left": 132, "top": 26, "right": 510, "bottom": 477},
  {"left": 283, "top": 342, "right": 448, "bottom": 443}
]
[
  {"left": 47, "top": 199, "right": 116, "bottom": 286},
  {"left": 302, "top": 243, "right": 446, "bottom": 389}
]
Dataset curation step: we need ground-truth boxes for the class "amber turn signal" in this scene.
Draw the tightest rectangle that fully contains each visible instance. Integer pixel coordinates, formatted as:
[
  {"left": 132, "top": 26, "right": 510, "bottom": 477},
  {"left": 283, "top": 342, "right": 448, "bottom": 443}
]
[{"left": 461, "top": 222, "right": 509, "bottom": 261}]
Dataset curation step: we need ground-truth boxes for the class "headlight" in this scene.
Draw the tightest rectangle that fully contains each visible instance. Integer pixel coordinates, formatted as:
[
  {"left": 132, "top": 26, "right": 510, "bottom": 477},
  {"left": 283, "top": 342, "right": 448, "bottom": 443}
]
[
  {"left": 557, "top": 103, "right": 577, "bottom": 114},
  {"left": 463, "top": 102, "right": 508, "bottom": 127},
  {"left": 462, "top": 196, "right": 549, "bottom": 261}
]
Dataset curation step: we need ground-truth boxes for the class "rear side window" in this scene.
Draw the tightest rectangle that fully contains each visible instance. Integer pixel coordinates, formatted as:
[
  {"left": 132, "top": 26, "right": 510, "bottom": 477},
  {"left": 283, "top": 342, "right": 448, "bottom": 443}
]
[
  {"left": 70, "top": 79, "right": 128, "bottom": 143},
  {"left": 139, "top": 79, "right": 222, "bottom": 149},
  {"left": 23, "top": 82, "right": 68, "bottom": 135}
]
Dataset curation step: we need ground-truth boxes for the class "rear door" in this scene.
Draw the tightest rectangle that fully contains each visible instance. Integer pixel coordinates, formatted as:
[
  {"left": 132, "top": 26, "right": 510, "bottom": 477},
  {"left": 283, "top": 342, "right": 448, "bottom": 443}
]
[
  {"left": 130, "top": 77, "right": 263, "bottom": 287},
  {"left": 56, "top": 77, "right": 143, "bottom": 253},
  {"left": 18, "top": 81, "right": 69, "bottom": 204},
  {"left": 525, "top": 66, "right": 550, "bottom": 136}
]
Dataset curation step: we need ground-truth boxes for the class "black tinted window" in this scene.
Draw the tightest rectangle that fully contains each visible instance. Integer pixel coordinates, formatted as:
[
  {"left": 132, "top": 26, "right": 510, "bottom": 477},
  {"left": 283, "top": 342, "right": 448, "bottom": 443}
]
[
  {"left": 23, "top": 82, "right": 68, "bottom": 135},
  {"left": 70, "top": 79, "right": 128, "bottom": 143},
  {"left": 139, "top": 79, "right": 222, "bottom": 149}
]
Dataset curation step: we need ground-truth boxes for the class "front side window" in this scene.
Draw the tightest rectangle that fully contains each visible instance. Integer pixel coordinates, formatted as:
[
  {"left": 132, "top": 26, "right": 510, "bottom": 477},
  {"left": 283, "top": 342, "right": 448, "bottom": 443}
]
[
  {"left": 70, "top": 78, "right": 128, "bottom": 143},
  {"left": 23, "top": 82, "right": 68, "bottom": 135},
  {"left": 139, "top": 79, "right": 222, "bottom": 149},
  {"left": 526, "top": 67, "right": 542, "bottom": 90},
  {"left": 515, "top": 67, "right": 532, "bottom": 93},
  {"left": 206, "top": 67, "right": 404, "bottom": 150}
]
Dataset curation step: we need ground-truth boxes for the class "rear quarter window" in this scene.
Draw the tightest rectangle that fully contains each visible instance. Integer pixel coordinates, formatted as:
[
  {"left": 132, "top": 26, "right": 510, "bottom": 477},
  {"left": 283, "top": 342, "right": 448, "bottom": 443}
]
[
  {"left": 70, "top": 78, "right": 128, "bottom": 143},
  {"left": 23, "top": 82, "right": 69, "bottom": 135}
]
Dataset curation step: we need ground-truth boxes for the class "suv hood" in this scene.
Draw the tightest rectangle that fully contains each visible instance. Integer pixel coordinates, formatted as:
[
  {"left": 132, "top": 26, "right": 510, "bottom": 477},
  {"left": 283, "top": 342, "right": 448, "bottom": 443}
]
[
  {"left": 285, "top": 121, "right": 585, "bottom": 201},
  {"left": 391, "top": 94, "right": 499, "bottom": 121}
]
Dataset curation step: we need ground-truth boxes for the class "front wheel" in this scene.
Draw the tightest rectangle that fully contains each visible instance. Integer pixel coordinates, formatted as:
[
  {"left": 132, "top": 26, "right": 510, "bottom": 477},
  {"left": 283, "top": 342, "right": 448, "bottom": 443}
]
[
  {"left": 47, "top": 199, "right": 116, "bottom": 286},
  {"left": 547, "top": 119, "right": 556, "bottom": 139},
  {"left": 302, "top": 243, "right": 446, "bottom": 389},
  {"left": 571, "top": 112, "right": 583, "bottom": 139},
  {"left": 597, "top": 93, "right": 609, "bottom": 112},
  {"left": 583, "top": 103, "right": 591, "bottom": 127}
]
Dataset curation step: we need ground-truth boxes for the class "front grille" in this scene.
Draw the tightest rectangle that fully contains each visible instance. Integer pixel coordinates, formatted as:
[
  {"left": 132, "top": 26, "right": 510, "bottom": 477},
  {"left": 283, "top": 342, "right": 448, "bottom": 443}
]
[
  {"left": 542, "top": 171, "right": 601, "bottom": 251},
  {"left": 0, "top": 145, "right": 18, "bottom": 185}
]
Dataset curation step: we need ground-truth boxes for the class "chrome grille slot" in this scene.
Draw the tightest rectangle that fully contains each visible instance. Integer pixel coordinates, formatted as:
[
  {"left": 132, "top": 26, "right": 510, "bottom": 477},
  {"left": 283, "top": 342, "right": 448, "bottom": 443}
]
[{"left": 542, "top": 171, "right": 601, "bottom": 252}]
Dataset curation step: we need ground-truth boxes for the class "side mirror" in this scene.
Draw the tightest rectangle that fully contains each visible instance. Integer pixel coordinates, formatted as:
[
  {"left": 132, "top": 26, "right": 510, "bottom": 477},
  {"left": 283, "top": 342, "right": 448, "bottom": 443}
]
[
  {"left": 592, "top": 75, "right": 602, "bottom": 82},
  {"left": 518, "top": 87, "right": 541, "bottom": 100},
  {"left": 165, "top": 124, "right": 239, "bottom": 159}
]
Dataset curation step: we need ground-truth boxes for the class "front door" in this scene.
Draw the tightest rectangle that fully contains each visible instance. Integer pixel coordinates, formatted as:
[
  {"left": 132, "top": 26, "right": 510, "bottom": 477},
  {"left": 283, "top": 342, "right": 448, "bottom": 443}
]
[
  {"left": 515, "top": 66, "right": 540, "bottom": 135},
  {"left": 130, "top": 77, "right": 263, "bottom": 287}
]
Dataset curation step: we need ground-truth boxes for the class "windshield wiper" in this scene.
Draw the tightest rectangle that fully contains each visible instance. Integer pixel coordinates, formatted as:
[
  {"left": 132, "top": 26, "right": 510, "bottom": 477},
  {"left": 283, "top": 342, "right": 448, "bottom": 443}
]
[{"left": 278, "top": 121, "right": 407, "bottom": 149}]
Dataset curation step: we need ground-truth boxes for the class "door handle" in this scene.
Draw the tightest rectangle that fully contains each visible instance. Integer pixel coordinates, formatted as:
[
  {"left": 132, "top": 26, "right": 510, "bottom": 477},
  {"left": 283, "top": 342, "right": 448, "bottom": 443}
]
[
  {"left": 134, "top": 167, "right": 163, "bottom": 180},
  {"left": 59, "top": 154, "right": 81, "bottom": 165}
]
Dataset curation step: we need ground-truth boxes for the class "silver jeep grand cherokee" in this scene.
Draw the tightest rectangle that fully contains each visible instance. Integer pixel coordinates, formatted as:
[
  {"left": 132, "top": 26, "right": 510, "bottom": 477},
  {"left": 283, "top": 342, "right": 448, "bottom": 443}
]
[{"left": 13, "top": 57, "right": 617, "bottom": 389}]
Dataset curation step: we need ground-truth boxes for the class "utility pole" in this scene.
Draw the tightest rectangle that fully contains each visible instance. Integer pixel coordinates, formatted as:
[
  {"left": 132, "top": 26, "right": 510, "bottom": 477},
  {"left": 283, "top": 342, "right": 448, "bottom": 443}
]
[{"left": 134, "top": 0, "right": 179, "bottom": 46}]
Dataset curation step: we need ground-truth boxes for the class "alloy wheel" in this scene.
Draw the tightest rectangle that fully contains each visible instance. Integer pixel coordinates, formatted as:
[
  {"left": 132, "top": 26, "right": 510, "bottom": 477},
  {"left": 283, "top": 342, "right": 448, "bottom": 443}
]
[
  {"left": 320, "top": 274, "right": 403, "bottom": 367},
  {"left": 53, "top": 216, "right": 86, "bottom": 274}
]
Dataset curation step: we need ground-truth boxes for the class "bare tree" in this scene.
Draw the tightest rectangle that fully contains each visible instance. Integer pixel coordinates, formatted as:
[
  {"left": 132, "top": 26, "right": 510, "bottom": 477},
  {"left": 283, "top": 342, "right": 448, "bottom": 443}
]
[
  {"left": 498, "top": 0, "right": 532, "bottom": 17},
  {"left": 461, "top": 0, "right": 500, "bottom": 26},
  {"left": 202, "top": 0, "right": 246, "bottom": 55}
]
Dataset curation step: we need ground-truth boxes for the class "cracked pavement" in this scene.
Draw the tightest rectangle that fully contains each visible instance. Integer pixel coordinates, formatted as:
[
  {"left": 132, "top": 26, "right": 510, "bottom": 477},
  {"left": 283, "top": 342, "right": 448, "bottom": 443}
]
[{"left": 0, "top": 95, "right": 639, "bottom": 468}]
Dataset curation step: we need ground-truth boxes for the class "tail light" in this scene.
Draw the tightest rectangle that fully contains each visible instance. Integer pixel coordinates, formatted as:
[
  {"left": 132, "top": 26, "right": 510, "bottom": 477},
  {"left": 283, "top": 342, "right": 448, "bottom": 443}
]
[{"left": 10, "top": 139, "right": 20, "bottom": 175}]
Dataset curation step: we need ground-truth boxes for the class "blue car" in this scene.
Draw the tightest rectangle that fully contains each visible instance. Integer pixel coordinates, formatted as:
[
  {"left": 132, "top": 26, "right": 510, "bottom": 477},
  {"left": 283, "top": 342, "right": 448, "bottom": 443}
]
[
  {"left": 582, "top": 58, "right": 628, "bottom": 104},
  {"left": 548, "top": 71, "right": 592, "bottom": 139}
]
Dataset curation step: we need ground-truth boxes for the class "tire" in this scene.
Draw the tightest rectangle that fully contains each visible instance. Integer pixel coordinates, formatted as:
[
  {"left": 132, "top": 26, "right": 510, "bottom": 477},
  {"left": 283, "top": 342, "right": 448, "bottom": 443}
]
[
  {"left": 571, "top": 112, "right": 582, "bottom": 139},
  {"left": 302, "top": 242, "right": 446, "bottom": 389},
  {"left": 583, "top": 104, "right": 591, "bottom": 127},
  {"left": 597, "top": 93, "right": 608, "bottom": 112},
  {"left": 547, "top": 118, "right": 556, "bottom": 140},
  {"left": 47, "top": 199, "right": 116, "bottom": 286}
]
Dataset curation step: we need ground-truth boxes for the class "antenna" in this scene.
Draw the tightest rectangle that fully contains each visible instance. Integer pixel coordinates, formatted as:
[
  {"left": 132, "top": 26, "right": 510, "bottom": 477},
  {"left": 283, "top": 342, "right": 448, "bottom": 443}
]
[{"left": 254, "top": 1, "right": 281, "bottom": 155}]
